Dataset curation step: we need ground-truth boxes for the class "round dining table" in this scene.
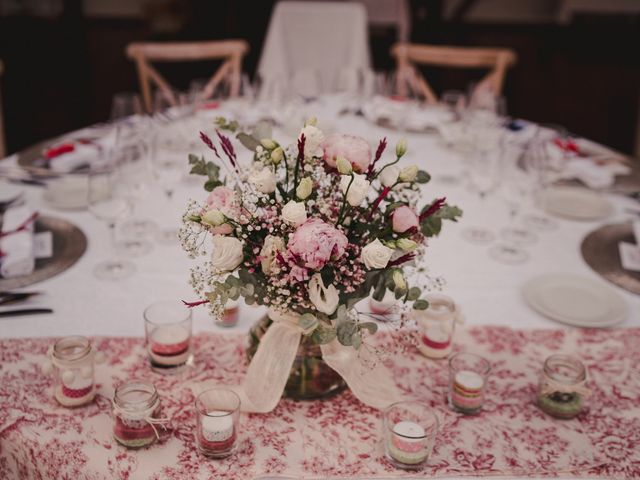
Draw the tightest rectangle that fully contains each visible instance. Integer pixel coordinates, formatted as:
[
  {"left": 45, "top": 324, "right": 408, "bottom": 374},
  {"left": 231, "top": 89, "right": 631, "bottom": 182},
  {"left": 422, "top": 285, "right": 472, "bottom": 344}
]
[{"left": 0, "top": 95, "right": 639, "bottom": 479}]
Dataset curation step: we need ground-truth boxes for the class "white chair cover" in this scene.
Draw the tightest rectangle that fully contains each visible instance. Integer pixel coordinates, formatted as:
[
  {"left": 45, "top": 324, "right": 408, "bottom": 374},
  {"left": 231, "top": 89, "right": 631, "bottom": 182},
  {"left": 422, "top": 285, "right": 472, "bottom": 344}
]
[{"left": 257, "top": 1, "right": 371, "bottom": 95}]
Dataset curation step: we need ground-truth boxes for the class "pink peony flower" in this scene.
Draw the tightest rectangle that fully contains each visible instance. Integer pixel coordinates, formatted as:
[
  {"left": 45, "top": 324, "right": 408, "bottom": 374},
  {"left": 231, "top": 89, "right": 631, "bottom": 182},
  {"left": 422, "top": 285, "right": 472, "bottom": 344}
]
[
  {"left": 204, "top": 186, "right": 239, "bottom": 235},
  {"left": 287, "top": 218, "right": 348, "bottom": 270},
  {"left": 289, "top": 265, "right": 310, "bottom": 282},
  {"left": 392, "top": 206, "right": 419, "bottom": 233},
  {"left": 321, "top": 133, "right": 371, "bottom": 173}
]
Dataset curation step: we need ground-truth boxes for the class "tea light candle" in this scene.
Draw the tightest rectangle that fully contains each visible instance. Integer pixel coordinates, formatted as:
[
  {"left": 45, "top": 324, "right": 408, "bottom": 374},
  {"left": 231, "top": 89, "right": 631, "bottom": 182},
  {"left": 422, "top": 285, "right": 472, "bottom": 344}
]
[
  {"left": 388, "top": 421, "right": 427, "bottom": 465},
  {"left": 451, "top": 370, "right": 485, "bottom": 414},
  {"left": 148, "top": 325, "right": 191, "bottom": 367},
  {"left": 199, "top": 411, "right": 236, "bottom": 452}
]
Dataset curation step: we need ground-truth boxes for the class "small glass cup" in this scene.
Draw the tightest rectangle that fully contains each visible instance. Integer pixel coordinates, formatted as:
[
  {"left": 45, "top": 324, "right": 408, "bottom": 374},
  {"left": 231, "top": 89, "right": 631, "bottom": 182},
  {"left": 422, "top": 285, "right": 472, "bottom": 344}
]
[
  {"left": 215, "top": 299, "right": 239, "bottom": 328},
  {"left": 537, "top": 354, "right": 586, "bottom": 419},
  {"left": 51, "top": 336, "right": 96, "bottom": 407},
  {"left": 448, "top": 353, "right": 491, "bottom": 415},
  {"left": 195, "top": 388, "right": 241, "bottom": 458},
  {"left": 383, "top": 401, "right": 438, "bottom": 470},
  {"left": 113, "top": 381, "right": 162, "bottom": 449},
  {"left": 415, "top": 294, "right": 462, "bottom": 359},
  {"left": 144, "top": 300, "right": 193, "bottom": 373}
]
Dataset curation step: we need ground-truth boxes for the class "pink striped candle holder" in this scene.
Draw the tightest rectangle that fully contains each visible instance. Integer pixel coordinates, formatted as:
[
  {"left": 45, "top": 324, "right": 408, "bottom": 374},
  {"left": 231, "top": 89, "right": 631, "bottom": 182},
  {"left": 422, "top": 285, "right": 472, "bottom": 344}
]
[
  {"left": 448, "top": 353, "right": 491, "bottom": 415},
  {"left": 383, "top": 401, "right": 438, "bottom": 470},
  {"left": 415, "top": 293, "right": 463, "bottom": 359},
  {"left": 144, "top": 300, "right": 193, "bottom": 374},
  {"left": 195, "top": 388, "right": 241, "bottom": 459}
]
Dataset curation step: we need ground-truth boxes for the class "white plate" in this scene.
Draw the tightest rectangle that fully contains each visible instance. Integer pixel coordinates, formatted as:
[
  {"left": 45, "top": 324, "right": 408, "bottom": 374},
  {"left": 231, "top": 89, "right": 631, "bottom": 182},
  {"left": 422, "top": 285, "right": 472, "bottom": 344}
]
[
  {"left": 541, "top": 186, "right": 613, "bottom": 221},
  {"left": 0, "top": 181, "right": 24, "bottom": 204},
  {"left": 523, "top": 273, "right": 627, "bottom": 327}
]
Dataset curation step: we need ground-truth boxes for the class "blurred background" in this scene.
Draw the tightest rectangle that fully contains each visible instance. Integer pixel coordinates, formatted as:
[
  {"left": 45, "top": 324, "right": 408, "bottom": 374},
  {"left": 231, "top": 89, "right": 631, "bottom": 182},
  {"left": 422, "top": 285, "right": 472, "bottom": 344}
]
[{"left": 0, "top": 0, "right": 639, "bottom": 156}]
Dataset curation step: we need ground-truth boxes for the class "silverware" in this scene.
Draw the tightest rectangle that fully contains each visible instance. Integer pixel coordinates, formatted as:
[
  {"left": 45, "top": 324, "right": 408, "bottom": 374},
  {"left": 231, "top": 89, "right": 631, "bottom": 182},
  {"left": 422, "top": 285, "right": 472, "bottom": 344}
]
[
  {"left": 0, "top": 308, "right": 53, "bottom": 318},
  {"left": 0, "top": 291, "right": 41, "bottom": 306}
]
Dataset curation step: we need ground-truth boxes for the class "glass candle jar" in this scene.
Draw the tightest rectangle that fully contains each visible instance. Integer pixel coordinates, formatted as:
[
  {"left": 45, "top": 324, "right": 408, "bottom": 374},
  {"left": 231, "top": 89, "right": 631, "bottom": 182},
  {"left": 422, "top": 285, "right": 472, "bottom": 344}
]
[
  {"left": 537, "top": 354, "right": 587, "bottom": 419},
  {"left": 369, "top": 290, "right": 397, "bottom": 318},
  {"left": 216, "top": 299, "right": 239, "bottom": 328},
  {"left": 144, "top": 300, "right": 193, "bottom": 374},
  {"left": 415, "top": 293, "right": 463, "bottom": 359},
  {"left": 50, "top": 336, "right": 97, "bottom": 407},
  {"left": 113, "top": 381, "right": 162, "bottom": 449},
  {"left": 383, "top": 401, "right": 438, "bottom": 470},
  {"left": 195, "top": 388, "right": 241, "bottom": 458},
  {"left": 448, "top": 353, "right": 491, "bottom": 415}
]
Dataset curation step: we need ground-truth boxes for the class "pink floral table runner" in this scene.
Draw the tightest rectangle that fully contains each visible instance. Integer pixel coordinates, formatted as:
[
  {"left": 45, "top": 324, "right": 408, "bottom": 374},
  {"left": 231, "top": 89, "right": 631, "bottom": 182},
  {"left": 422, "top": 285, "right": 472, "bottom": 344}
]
[{"left": 1, "top": 326, "right": 639, "bottom": 479}]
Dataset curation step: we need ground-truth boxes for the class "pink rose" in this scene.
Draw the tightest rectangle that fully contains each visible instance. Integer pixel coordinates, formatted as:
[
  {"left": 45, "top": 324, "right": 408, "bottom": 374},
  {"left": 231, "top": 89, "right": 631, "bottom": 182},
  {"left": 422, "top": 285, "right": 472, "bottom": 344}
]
[
  {"left": 321, "top": 133, "right": 371, "bottom": 173},
  {"left": 287, "top": 218, "right": 348, "bottom": 270},
  {"left": 204, "top": 186, "right": 239, "bottom": 235},
  {"left": 392, "top": 206, "right": 419, "bottom": 233}
]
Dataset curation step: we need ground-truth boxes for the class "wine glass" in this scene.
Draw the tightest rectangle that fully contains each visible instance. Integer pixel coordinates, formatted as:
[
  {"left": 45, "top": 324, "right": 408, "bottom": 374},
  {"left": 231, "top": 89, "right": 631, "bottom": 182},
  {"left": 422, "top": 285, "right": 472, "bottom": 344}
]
[
  {"left": 87, "top": 165, "right": 135, "bottom": 280},
  {"left": 385, "top": 68, "right": 423, "bottom": 134},
  {"left": 110, "top": 92, "right": 143, "bottom": 121}
]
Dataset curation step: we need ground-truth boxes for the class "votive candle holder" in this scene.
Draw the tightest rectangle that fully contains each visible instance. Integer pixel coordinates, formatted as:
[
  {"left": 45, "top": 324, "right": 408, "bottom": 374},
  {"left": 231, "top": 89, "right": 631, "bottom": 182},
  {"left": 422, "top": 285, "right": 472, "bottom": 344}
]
[
  {"left": 448, "top": 352, "right": 491, "bottom": 415},
  {"left": 144, "top": 300, "right": 193, "bottom": 373},
  {"left": 195, "top": 388, "right": 241, "bottom": 458}
]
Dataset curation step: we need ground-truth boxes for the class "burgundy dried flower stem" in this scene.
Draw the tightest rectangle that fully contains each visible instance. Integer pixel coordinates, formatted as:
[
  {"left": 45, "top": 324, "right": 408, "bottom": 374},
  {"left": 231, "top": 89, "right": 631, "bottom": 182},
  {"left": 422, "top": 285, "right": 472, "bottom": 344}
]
[
  {"left": 419, "top": 197, "right": 446, "bottom": 222},
  {"left": 199, "top": 131, "right": 222, "bottom": 160},
  {"left": 293, "top": 134, "right": 306, "bottom": 190},
  {"left": 366, "top": 137, "right": 387, "bottom": 180},
  {"left": 182, "top": 299, "right": 210, "bottom": 308},
  {"left": 216, "top": 130, "right": 239, "bottom": 174},
  {"left": 387, "top": 253, "right": 415, "bottom": 267},
  {"left": 367, "top": 186, "right": 391, "bottom": 220}
]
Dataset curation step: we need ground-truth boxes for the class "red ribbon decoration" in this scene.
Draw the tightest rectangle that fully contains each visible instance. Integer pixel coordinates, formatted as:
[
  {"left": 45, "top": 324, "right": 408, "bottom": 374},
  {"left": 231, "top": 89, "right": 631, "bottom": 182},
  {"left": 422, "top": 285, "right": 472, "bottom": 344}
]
[
  {"left": 0, "top": 211, "right": 39, "bottom": 239},
  {"left": 43, "top": 143, "right": 75, "bottom": 160}
]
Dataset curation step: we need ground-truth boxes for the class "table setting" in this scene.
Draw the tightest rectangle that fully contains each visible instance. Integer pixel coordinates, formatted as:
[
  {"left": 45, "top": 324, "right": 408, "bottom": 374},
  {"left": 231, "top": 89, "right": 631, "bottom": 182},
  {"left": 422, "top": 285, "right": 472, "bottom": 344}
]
[{"left": 0, "top": 86, "right": 639, "bottom": 480}]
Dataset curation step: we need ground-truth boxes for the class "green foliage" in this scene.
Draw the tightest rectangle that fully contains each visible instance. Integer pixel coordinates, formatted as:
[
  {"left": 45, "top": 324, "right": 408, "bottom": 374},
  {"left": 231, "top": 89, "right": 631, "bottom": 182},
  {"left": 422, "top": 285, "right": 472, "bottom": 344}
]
[
  {"left": 214, "top": 117, "right": 239, "bottom": 132},
  {"left": 420, "top": 203, "right": 463, "bottom": 237},
  {"left": 310, "top": 323, "right": 337, "bottom": 344},
  {"left": 416, "top": 170, "right": 431, "bottom": 184},
  {"left": 236, "top": 132, "right": 261, "bottom": 152},
  {"left": 413, "top": 299, "right": 430, "bottom": 310},
  {"left": 189, "top": 154, "right": 223, "bottom": 191}
]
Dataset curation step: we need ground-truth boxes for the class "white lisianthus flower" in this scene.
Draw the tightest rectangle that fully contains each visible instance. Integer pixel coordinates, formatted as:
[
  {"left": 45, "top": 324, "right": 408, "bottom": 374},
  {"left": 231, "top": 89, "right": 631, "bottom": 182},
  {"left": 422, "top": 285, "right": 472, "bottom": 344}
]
[
  {"left": 393, "top": 270, "right": 407, "bottom": 291},
  {"left": 379, "top": 165, "right": 400, "bottom": 187},
  {"left": 201, "top": 209, "right": 226, "bottom": 227},
  {"left": 361, "top": 238, "right": 394, "bottom": 269},
  {"left": 308, "top": 273, "right": 339, "bottom": 315},
  {"left": 249, "top": 167, "right": 277, "bottom": 194},
  {"left": 260, "top": 138, "right": 277, "bottom": 150},
  {"left": 270, "top": 146, "right": 284, "bottom": 165},
  {"left": 399, "top": 165, "right": 418, "bottom": 183},
  {"left": 396, "top": 137, "right": 407, "bottom": 157},
  {"left": 299, "top": 124, "right": 325, "bottom": 157},
  {"left": 211, "top": 235, "right": 244, "bottom": 272},
  {"left": 259, "top": 235, "right": 285, "bottom": 275},
  {"left": 296, "top": 177, "right": 313, "bottom": 200},
  {"left": 336, "top": 156, "right": 353, "bottom": 174},
  {"left": 340, "top": 174, "right": 370, "bottom": 207},
  {"left": 281, "top": 200, "right": 307, "bottom": 226}
]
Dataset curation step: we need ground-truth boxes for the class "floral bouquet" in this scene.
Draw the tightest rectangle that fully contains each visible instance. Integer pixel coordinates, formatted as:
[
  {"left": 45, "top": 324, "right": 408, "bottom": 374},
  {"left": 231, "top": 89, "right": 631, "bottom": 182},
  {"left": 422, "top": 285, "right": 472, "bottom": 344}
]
[{"left": 181, "top": 118, "right": 461, "bottom": 412}]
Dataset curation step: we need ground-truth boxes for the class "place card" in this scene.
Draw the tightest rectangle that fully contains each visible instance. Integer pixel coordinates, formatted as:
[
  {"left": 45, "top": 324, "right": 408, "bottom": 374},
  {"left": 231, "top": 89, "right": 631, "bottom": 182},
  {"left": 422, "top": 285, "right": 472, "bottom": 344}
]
[
  {"left": 34, "top": 231, "right": 53, "bottom": 259},
  {"left": 619, "top": 242, "right": 640, "bottom": 272}
]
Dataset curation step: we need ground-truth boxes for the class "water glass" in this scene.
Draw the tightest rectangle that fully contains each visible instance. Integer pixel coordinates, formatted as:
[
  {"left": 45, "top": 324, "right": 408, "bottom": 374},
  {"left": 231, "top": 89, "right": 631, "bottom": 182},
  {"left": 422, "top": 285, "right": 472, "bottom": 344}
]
[
  {"left": 195, "top": 388, "right": 241, "bottom": 458},
  {"left": 144, "top": 300, "right": 193, "bottom": 373}
]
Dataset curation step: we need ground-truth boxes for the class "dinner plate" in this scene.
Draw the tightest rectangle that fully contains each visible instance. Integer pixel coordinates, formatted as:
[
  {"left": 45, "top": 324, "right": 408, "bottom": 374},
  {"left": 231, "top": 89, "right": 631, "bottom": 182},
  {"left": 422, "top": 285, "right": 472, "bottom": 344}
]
[
  {"left": 522, "top": 273, "right": 627, "bottom": 327},
  {"left": 540, "top": 186, "right": 613, "bottom": 221}
]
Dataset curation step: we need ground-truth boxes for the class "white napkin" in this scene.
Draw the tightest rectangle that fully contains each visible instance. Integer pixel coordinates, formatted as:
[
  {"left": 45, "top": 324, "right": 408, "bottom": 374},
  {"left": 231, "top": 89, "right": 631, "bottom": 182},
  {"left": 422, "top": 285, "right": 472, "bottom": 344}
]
[
  {"left": 45, "top": 141, "right": 102, "bottom": 173},
  {"left": 0, "top": 205, "right": 37, "bottom": 278}
]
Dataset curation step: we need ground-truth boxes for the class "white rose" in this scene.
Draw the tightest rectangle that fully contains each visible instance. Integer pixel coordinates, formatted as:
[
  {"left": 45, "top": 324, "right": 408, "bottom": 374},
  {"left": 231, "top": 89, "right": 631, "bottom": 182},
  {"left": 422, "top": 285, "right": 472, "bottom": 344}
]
[
  {"left": 259, "top": 235, "right": 285, "bottom": 275},
  {"left": 281, "top": 200, "right": 307, "bottom": 226},
  {"left": 379, "top": 165, "right": 400, "bottom": 187},
  {"left": 211, "top": 235, "right": 244, "bottom": 272},
  {"left": 340, "top": 174, "right": 370, "bottom": 207},
  {"left": 249, "top": 167, "right": 277, "bottom": 194},
  {"left": 308, "top": 273, "right": 339, "bottom": 315},
  {"left": 299, "top": 124, "right": 325, "bottom": 158},
  {"left": 361, "top": 238, "right": 394, "bottom": 269},
  {"left": 399, "top": 165, "right": 418, "bottom": 183},
  {"left": 201, "top": 209, "right": 225, "bottom": 227}
]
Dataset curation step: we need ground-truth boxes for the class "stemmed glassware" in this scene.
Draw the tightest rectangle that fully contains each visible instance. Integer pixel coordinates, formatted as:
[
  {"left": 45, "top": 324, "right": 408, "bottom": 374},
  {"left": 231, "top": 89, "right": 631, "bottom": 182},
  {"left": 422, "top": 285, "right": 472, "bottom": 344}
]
[{"left": 87, "top": 164, "right": 135, "bottom": 280}]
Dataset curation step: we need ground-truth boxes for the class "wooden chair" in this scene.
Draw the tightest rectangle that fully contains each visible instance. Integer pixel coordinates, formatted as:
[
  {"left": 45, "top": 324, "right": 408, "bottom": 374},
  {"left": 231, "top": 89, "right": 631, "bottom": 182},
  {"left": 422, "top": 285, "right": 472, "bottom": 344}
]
[
  {"left": 126, "top": 40, "right": 249, "bottom": 113},
  {"left": 390, "top": 43, "right": 517, "bottom": 104},
  {"left": 0, "top": 60, "right": 5, "bottom": 158}
]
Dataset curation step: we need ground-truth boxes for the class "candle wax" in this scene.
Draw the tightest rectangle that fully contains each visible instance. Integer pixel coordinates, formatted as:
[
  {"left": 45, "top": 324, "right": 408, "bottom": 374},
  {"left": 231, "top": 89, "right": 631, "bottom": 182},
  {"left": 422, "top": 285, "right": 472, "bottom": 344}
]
[
  {"left": 455, "top": 370, "right": 484, "bottom": 391},
  {"left": 150, "top": 325, "right": 190, "bottom": 345},
  {"left": 202, "top": 411, "right": 234, "bottom": 442}
]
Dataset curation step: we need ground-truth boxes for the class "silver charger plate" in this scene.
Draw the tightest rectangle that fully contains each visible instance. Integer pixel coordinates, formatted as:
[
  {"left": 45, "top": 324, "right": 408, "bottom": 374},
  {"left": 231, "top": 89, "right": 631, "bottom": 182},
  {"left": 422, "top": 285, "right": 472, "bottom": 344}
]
[
  {"left": 581, "top": 222, "right": 640, "bottom": 296},
  {"left": 0, "top": 216, "right": 87, "bottom": 289}
]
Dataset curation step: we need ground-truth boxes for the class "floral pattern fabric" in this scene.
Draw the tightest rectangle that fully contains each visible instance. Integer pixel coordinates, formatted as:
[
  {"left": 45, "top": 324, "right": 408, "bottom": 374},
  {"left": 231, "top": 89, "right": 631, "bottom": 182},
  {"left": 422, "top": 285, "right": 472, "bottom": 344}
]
[{"left": 0, "top": 326, "right": 638, "bottom": 479}]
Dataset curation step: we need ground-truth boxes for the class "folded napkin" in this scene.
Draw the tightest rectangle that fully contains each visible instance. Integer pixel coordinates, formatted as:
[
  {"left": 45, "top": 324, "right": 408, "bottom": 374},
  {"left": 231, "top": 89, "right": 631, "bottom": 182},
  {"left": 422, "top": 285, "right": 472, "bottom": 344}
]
[
  {"left": 43, "top": 140, "right": 102, "bottom": 173},
  {"left": 0, "top": 205, "right": 37, "bottom": 278}
]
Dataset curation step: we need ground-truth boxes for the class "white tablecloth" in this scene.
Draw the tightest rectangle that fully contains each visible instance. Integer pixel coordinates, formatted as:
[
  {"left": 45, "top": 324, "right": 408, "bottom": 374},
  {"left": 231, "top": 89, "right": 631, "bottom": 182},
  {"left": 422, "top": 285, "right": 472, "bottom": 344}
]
[{"left": 1, "top": 97, "right": 639, "bottom": 339}]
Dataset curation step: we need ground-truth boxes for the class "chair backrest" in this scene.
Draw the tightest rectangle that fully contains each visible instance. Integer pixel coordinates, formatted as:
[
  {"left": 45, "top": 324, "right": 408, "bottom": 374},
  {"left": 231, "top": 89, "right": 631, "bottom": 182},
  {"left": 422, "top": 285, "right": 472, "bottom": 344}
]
[
  {"left": 126, "top": 40, "right": 249, "bottom": 113},
  {"left": 257, "top": 1, "right": 371, "bottom": 94},
  {"left": 0, "top": 60, "right": 5, "bottom": 158},
  {"left": 390, "top": 43, "right": 517, "bottom": 104}
]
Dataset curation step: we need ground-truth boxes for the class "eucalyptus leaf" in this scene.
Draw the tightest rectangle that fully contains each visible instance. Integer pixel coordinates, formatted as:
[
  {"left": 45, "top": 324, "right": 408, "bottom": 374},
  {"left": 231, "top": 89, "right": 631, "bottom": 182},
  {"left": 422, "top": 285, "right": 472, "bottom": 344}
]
[
  {"left": 394, "top": 287, "right": 407, "bottom": 299},
  {"left": 407, "top": 287, "right": 421, "bottom": 301},
  {"left": 416, "top": 170, "right": 431, "bottom": 184},
  {"left": 421, "top": 216, "right": 442, "bottom": 237},
  {"left": 251, "top": 121, "right": 273, "bottom": 142},
  {"left": 360, "top": 322, "right": 378, "bottom": 334},
  {"left": 311, "top": 325, "right": 337, "bottom": 344},
  {"left": 352, "top": 332, "right": 362, "bottom": 350},
  {"left": 413, "top": 299, "right": 430, "bottom": 310},
  {"left": 236, "top": 132, "right": 261, "bottom": 152},
  {"left": 336, "top": 305, "right": 348, "bottom": 324},
  {"left": 337, "top": 321, "right": 358, "bottom": 346},
  {"left": 299, "top": 313, "right": 318, "bottom": 331}
]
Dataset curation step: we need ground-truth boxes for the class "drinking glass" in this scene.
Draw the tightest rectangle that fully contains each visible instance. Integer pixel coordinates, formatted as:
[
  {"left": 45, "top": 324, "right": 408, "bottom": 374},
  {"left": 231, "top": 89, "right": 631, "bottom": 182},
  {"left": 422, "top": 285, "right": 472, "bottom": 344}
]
[
  {"left": 383, "top": 401, "right": 438, "bottom": 470},
  {"left": 110, "top": 92, "right": 143, "bottom": 121},
  {"left": 144, "top": 300, "right": 193, "bottom": 373},
  {"left": 448, "top": 353, "right": 491, "bottom": 415},
  {"left": 385, "top": 69, "right": 423, "bottom": 134},
  {"left": 87, "top": 165, "right": 135, "bottom": 280},
  {"left": 440, "top": 90, "right": 467, "bottom": 119},
  {"left": 195, "top": 388, "right": 241, "bottom": 458}
]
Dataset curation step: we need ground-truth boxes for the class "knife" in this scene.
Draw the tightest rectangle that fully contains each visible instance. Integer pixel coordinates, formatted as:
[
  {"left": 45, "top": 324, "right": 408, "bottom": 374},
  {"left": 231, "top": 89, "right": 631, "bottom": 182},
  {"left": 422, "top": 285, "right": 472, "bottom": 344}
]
[{"left": 0, "top": 308, "right": 53, "bottom": 318}]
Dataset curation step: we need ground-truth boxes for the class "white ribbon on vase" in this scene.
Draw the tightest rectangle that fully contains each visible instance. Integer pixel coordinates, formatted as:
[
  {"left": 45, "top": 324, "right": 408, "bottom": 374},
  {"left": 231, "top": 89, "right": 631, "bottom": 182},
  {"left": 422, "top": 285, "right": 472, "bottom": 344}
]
[{"left": 192, "top": 309, "right": 402, "bottom": 413}]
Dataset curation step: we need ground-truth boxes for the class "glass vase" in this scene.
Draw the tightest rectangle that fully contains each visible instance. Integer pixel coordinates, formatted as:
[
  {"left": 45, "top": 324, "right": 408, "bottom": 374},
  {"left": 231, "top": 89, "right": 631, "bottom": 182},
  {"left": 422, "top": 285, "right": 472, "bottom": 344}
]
[{"left": 246, "top": 314, "right": 347, "bottom": 400}]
